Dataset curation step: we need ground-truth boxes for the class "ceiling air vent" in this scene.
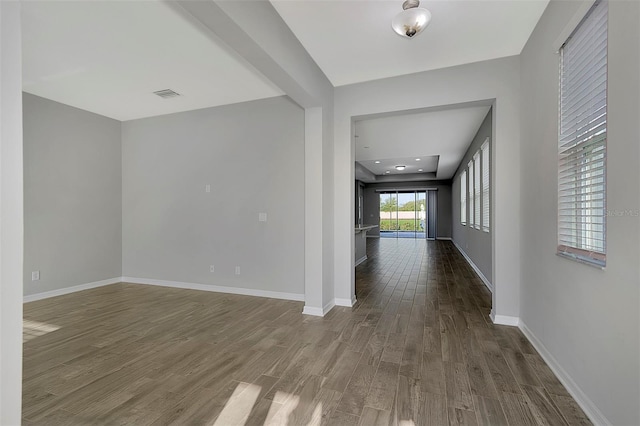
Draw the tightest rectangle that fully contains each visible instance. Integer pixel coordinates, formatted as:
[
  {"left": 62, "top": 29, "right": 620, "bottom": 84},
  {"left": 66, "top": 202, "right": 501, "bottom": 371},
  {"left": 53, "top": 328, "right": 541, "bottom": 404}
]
[{"left": 153, "top": 89, "right": 181, "bottom": 99}]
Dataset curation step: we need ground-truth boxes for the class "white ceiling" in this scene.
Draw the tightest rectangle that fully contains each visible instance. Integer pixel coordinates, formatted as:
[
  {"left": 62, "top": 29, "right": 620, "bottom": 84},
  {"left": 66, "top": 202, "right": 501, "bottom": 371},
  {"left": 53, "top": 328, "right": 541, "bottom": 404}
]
[
  {"left": 271, "top": 0, "right": 549, "bottom": 86},
  {"left": 21, "top": 1, "right": 283, "bottom": 121},
  {"left": 20, "top": 1, "right": 531, "bottom": 181},
  {"left": 355, "top": 104, "right": 491, "bottom": 180}
]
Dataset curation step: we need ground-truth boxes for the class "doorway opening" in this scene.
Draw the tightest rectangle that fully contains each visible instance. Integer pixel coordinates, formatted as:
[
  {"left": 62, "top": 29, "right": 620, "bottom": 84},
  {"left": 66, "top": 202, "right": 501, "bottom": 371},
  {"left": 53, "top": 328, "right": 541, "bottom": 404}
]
[{"left": 379, "top": 190, "right": 437, "bottom": 239}]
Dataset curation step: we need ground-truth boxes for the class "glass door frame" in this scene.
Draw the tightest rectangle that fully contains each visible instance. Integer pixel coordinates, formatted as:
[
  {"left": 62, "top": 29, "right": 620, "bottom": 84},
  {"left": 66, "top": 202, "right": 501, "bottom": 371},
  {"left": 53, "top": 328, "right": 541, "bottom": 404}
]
[{"left": 378, "top": 190, "right": 428, "bottom": 239}]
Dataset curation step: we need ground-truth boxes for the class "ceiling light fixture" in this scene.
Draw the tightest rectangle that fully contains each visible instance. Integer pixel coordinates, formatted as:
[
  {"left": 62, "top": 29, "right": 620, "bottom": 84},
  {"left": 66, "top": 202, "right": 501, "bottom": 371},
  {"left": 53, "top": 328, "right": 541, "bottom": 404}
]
[
  {"left": 418, "top": 169, "right": 423, "bottom": 172},
  {"left": 375, "top": 160, "right": 381, "bottom": 164},
  {"left": 395, "top": 165, "right": 406, "bottom": 171},
  {"left": 392, "top": 0, "right": 432, "bottom": 39},
  {"left": 415, "top": 158, "right": 421, "bottom": 161},
  {"left": 385, "top": 171, "right": 391, "bottom": 174}
]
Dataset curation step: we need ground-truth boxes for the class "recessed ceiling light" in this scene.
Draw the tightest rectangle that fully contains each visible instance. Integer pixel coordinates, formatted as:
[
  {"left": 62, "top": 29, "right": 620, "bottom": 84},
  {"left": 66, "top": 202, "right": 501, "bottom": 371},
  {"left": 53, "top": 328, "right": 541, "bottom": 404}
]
[
  {"left": 395, "top": 165, "right": 406, "bottom": 171},
  {"left": 415, "top": 158, "right": 421, "bottom": 161},
  {"left": 418, "top": 169, "right": 423, "bottom": 172},
  {"left": 385, "top": 171, "right": 390, "bottom": 174},
  {"left": 374, "top": 160, "right": 381, "bottom": 164}
]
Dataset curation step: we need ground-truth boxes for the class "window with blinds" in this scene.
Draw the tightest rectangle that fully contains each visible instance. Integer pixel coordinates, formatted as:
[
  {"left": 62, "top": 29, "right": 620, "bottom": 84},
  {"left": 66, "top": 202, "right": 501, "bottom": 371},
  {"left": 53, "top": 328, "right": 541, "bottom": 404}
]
[
  {"left": 473, "top": 152, "right": 481, "bottom": 229},
  {"left": 558, "top": 0, "right": 607, "bottom": 267},
  {"left": 461, "top": 170, "right": 467, "bottom": 225},
  {"left": 468, "top": 161, "right": 474, "bottom": 228},
  {"left": 481, "top": 140, "right": 490, "bottom": 232}
]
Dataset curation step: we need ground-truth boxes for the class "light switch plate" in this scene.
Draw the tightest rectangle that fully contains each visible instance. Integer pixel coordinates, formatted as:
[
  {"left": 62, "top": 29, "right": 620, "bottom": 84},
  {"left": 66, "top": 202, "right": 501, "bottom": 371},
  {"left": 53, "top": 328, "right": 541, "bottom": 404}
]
[{"left": 259, "top": 213, "right": 267, "bottom": 222}]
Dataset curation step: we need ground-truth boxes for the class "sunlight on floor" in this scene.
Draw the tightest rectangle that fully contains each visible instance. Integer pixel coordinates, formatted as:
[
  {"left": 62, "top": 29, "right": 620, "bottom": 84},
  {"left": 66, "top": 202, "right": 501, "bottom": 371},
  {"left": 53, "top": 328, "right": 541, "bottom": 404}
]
[
  {"left": 212, "top": 383, "right": 325, "bottom": 426},
  {"left": 23, "top": 319, "right": 60, "bottom": 343},
  {"left": 213, "top": 383, "right": 262, "bottom": 425},
  {"left": 399, "top": 420, "right": 417, "bottom": 426}
]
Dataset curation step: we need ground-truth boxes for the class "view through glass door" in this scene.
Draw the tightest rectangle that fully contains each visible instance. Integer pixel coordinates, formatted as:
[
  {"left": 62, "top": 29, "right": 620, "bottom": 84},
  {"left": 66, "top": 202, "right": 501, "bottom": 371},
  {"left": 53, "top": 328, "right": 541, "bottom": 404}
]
[{"left": 379, "top": 191, "right": 427, "bottom": 239}]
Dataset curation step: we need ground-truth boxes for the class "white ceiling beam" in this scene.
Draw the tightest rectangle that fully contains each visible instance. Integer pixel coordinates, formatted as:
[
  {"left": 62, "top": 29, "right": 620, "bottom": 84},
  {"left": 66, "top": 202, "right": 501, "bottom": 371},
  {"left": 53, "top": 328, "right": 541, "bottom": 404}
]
[{"left": 168, "top": 0, "right": 333, "bottom": 108}]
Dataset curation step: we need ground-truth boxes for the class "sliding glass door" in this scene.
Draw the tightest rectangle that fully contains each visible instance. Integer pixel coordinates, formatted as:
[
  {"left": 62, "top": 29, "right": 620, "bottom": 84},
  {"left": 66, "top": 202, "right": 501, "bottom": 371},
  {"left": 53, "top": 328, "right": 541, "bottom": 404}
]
[{"left": 379, "top": 191, "right": 429, "bottom": 239}]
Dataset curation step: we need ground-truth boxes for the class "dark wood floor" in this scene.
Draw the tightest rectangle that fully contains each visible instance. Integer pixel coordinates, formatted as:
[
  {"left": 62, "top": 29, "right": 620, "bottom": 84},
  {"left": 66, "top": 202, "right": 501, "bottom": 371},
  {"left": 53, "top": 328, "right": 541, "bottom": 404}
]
[{"left": 22, "top": 239, "right": 591, "bottom": 425}]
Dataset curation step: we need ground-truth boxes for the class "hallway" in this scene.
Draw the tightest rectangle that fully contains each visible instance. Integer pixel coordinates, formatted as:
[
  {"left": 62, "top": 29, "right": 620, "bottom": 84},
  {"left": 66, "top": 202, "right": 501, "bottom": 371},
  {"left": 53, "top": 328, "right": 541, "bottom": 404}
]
[
  {"left": 22, "top": 240, "right": 591, "bottom": 425},
  {"left": 353, "top": 238, "right": 591, "bottom": 425}
]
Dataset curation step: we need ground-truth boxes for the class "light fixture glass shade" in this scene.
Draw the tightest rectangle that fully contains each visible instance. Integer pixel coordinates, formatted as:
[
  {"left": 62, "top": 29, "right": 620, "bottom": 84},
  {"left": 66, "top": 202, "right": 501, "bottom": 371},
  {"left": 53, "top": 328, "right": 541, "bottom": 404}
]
[
  {"left": 395, "top": 165, "right": 406, "bottom": 171},
  {"left": 392, "top": 7, "right": 431, "bottom": 38}
]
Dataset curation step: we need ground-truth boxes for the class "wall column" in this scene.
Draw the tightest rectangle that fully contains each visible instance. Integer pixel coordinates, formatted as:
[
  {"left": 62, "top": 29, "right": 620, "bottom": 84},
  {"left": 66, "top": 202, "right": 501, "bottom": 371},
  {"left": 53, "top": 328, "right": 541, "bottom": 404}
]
[
  {"left": 0, "top": 1, "right": 24, "bottom": 422},
  {"left": 303, "top": 107, "right": 326, "bottom": 315}
]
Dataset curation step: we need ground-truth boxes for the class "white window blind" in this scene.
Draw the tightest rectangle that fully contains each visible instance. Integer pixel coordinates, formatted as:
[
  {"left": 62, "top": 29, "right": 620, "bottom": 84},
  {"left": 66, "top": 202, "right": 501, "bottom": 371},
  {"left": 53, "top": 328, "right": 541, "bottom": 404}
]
[
  {"left": 468, "top": 161, "right": 474, "bottom": 228},
  {"left": 461, "top": 170, "right": 467, "bottom": 225},
  {"left": 558, "top": 0, "right": 607, "bottom": 267},
  {"left": 473, "top": 152, "right": 481, "bottom": 229},
  {"left": 481, "top": 140, "right": 490, "bottom": 232}
]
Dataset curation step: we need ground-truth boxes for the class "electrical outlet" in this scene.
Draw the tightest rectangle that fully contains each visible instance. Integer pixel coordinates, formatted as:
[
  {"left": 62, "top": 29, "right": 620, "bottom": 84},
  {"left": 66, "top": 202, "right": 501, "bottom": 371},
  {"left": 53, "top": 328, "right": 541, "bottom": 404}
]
[
  {"left": 259, "top": 212, "right": 267, "bottom": 222},
  {"left": 31, "top": 271, "right": 40, "bottom": 281},
  {"left": 235, "top": 266, "right": 241, "bottom": 275},
  {"left": 210, "top": 265, "right": 215, "bottom": 273}
]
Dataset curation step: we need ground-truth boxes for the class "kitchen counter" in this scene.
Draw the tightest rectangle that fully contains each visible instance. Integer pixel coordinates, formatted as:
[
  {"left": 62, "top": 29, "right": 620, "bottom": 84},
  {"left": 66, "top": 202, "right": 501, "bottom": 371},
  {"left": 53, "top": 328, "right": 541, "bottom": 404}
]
[{"left": 355, "top": 224, "right": 378, "bottom": 266}]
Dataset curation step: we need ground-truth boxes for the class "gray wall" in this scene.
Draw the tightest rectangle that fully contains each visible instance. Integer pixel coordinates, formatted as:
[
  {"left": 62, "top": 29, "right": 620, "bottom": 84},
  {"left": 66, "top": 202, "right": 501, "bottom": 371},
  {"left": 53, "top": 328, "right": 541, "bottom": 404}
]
[
  {"left": 122, "top": 96, "right": 305, "bottom": 296},
  {"left": 362, "top": 180, "right": 452, "bottom": 238},
  {"left": 23, "top": 93, "right": 122, "bottom": 296},
  {"left": 452, "top": 109, "right": 492, "bottom": 285},
  {"left": 520, "top": 1, "right": 639, "bottom": 425}
]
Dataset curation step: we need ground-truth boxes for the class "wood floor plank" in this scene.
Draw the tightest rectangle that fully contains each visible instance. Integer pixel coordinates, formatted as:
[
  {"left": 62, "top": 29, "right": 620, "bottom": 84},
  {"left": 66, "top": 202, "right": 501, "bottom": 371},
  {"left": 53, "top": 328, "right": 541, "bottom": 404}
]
[
  {"left": 423, "top": 326, "right": 441, "bottom": 354},
  {"left": 466, "top": 355, "right": 500, "bottom": 399},
  {"left": 500, "top": 392, "right": 539, "bottom": 426},
  {"left": 420, "top": 351, "right": 446, "bottom": 396},
  {"left": 483, "top": 350, "right": 523, "bottom": 395},
  {"left": 449, "top": 407, "right": 479, "bottom": 426},
  {"left": 521, "top": 385, "right": 569, "bottom": 426},
  {"left": 395, "top": 375, "right": 422, "bottom": 424},
  {"left": 550, "top": 394, "right": 594, "bottom": 426},
  {"left": 365, "top": 361, "right": 400, "bottom": 411},
  {"left": 322, "top": 349, "right": 362, "bottom": 393},
  {"left": 444, "top": 362, "right": 474, "bottom": 411},
  {"left": 503, "top": 349, "right": 543, "bottom": 387},
  {"left": 335, "top": 361, "right": 377, "bottom": 416},
  {"left": 400, "top": 328, "right": 423, "bottom": 379},
  {"left": 473, "top": 395, "right": 508, "bottom": 426},
  {"left": 524, "top": 353, "right": 571, "bottom": 397},
  {"left": 381, "top": 333, "right": 405, "bottom": 364},
  {"left": 417, "top": 392, "right": 448, "bottom": 426},
  {"left": 360, "top": 406, "right": 392, "bottom": 426},
  {"left": 442, "top": 330, "right": 465, "bottom": 363}
]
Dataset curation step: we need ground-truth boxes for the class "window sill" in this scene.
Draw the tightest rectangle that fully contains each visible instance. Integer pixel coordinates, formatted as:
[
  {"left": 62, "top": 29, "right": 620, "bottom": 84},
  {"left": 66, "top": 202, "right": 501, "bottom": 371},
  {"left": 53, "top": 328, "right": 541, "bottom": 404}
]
[{"left": 556, "top": 252, "right": 606, "bottom": 270}]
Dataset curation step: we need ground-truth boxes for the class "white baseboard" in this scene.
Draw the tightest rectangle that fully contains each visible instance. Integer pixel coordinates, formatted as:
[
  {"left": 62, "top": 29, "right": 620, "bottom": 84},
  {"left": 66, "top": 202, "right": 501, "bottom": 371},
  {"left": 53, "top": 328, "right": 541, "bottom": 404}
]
[
  {"left": 335, "top": 295, "right": 357, "bottom": 307},
  {"left": 121, "top": 276, "right": 305, "bottom": 302},
  {"left": 303, "top": 299, "right": 336, "bottom": 317},
  {"left": 24, "top": 277, "right": 121, "bottom": 303},
  {"left": 302, "top": 306, "right": 324, "bottom": 316},
  {"left": 355, "top": 255, "right": 367, "bottom": 267},
  {"left": 366, "top": 235, "right": 380, "bottom": 239},
  {"left": 519, "top": 321, "right": 610, "bottom": 426},
  {"left": 437, "top": 236, "right": 452, "bottom": 240},
  {"left": 452, "top": 240, "right": 493, "bottom": 292},
  {"left": 490, "top": 311, "right": 520, "bottom": 326}
]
